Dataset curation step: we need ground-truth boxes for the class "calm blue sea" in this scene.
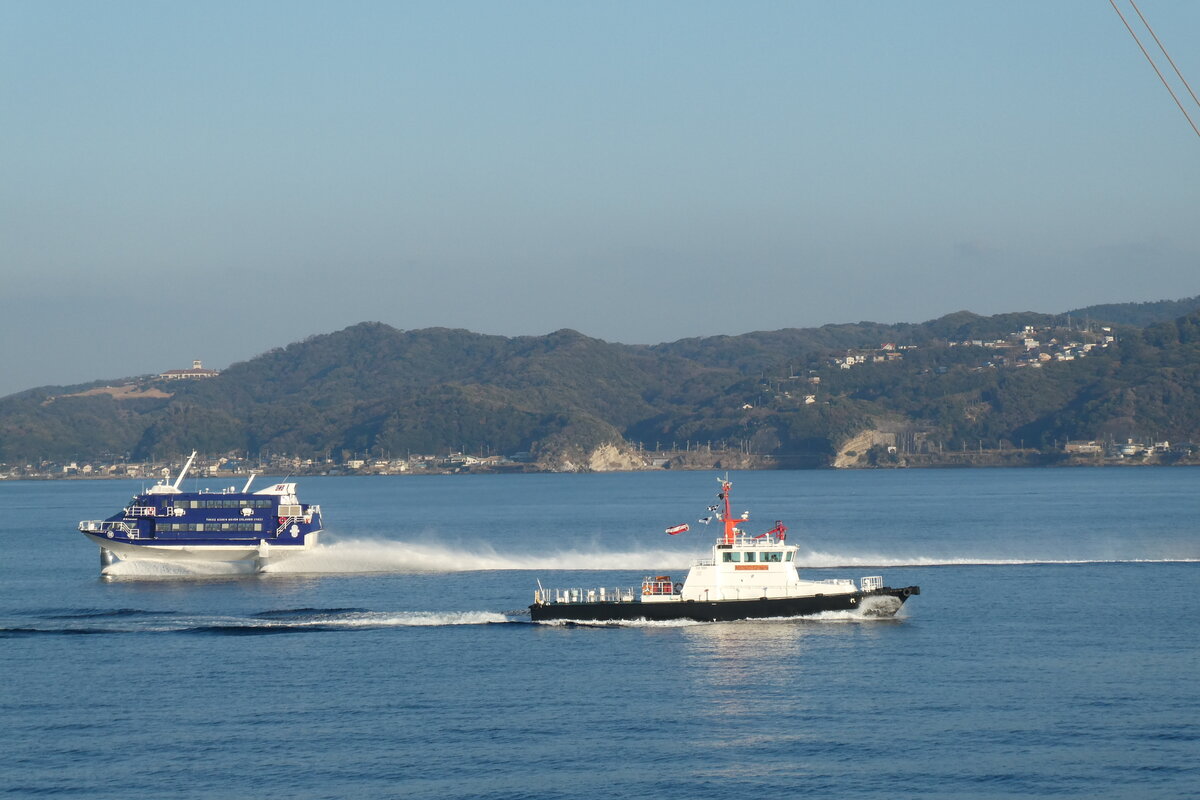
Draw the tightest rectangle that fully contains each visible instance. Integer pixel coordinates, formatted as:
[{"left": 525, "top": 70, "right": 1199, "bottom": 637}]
[{"left": 2, "top": 468, "right": 1197, "bottom": 799}]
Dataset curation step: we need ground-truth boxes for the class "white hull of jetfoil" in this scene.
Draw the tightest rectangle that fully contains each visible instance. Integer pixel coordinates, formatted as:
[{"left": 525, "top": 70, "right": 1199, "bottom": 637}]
[{"left": 85, "top": 532, "right": 319, "bottom": 564}]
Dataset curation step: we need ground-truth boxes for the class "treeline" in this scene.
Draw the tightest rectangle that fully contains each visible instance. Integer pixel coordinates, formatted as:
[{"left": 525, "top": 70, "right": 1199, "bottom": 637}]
[{"left": 1066, "top": 295, "right": 1200, "bottom": 328}]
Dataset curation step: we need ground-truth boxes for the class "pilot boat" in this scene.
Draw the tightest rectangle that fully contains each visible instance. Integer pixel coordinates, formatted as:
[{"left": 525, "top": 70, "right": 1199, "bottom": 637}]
[
  {"left": 78, "top": 451, "right": 323, "bottom": 571},
  {"left": 529, "top": 476, "right": 919, "bottom": 622}
]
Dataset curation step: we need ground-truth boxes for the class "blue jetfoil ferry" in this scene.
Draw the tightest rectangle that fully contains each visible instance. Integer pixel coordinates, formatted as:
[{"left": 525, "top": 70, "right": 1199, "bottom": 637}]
[{"left": 79, "top": 451, "right": 323, "bottom": 571}]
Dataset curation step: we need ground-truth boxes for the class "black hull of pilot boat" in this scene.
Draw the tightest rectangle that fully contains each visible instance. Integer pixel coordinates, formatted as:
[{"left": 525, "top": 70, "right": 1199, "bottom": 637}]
[{"left": 528, "top": 586, "right": 920, "bottom": 623}]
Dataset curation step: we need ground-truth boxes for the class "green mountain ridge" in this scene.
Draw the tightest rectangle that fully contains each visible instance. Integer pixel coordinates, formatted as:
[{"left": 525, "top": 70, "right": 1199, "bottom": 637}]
[
  {"left": 3, "top": 296, "right": 1198, "bottom": 466},
  {"left": 1065, "top": 295, "right": 1200, "bottom": 328}
]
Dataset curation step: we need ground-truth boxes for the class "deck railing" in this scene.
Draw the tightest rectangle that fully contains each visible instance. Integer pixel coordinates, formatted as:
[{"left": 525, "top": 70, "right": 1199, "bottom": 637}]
[
  {"left": 534, "top": 587, "right": 641, "bottom": 605},
  {"left": 275, "top": 506, "right": 318, "bottom": 534},
  {"left": 276, "top": 516, "right": 302, "bottom": 534},
  {"left": 534, "top": 574, "right": 685, "bottom": 605},
  {"left": 79, "top": 520, "right": 141, "bottom": 539},
  {"left": 719, "top": 533, "right": 786, "bottom": 547}
]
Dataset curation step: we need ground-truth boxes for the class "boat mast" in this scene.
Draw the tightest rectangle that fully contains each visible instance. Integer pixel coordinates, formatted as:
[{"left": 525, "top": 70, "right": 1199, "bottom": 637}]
[
  {"left": 718, "top": 476, "right": 738, "bottom": 545},
  {"left": 172, "top": 451, "right": 197, "bottom": 490}
]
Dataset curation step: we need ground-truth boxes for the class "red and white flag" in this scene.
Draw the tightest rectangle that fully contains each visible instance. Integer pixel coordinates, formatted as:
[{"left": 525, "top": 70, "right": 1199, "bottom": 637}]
[{"left": 665, "top": 523, "right": 689, "bottom": 535}]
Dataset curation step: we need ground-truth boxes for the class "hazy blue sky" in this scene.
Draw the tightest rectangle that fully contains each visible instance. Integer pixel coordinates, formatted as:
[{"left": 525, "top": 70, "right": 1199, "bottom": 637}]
[{"left": 2, "top": 1, "right": 1198, "bottom": 396}]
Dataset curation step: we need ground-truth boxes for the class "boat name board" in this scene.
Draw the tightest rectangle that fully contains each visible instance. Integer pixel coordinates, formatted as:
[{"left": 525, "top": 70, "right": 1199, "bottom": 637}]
[{"left": 734, "top": 565, "right": 769, "bottom": 571}]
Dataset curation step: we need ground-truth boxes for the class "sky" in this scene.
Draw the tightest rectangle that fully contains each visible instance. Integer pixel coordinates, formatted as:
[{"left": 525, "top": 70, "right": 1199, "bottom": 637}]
[{"left": 2, "top": 0, "right": 1198, "bottom": 396}]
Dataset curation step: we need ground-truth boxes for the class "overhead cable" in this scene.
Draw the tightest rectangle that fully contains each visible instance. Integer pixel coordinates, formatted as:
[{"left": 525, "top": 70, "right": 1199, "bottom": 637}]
[{"left": 1109, "top": 0, "right": 1200, "bottom": 140}]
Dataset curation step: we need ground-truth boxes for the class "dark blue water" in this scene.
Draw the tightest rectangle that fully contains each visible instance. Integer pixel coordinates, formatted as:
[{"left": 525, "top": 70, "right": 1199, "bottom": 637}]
[{"left": 2, "top": 469, "right": 1198, "bottom": 798}]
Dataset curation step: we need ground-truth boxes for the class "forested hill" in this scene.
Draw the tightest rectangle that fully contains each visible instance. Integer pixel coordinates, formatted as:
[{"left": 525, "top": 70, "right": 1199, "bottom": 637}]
[
  {"left": 0, "top": 325, "right": 725, "bottom": 463},
  {"left": 2, "top": 302, "right": 1199, "bottom": 467},
  {"left": 1066, "top": 294, "right": 1200, "bottom": 328}
]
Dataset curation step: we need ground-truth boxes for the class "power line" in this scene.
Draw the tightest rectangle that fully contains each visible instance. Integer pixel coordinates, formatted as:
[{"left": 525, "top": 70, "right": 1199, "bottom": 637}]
[
  {"left": 1129, "top": 0, "right": 1200, "bottom": 110},
  {"left": 1109, "top": 0, "right": 1200, "bottom": 140}
]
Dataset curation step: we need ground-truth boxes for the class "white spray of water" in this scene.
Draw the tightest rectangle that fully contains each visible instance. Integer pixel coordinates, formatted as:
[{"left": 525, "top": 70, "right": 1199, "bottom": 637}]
[
  {"left": 262, "top": 538, "right": 696, "bottom": 574},
  {"left": 272, "top": 610, "right": 509, "bottom": 627},
  {"left": 99, "top": 538, "right": 1200, "bottom": 579},
  {"left": 270, "top": 541, "right": 1199, "bottom": 574},
  {"left": 793, "top": 549, "right": 1200, "bottom": 568},
  {"left": 119, "top": 610, "right": 511, "bottom": 632}
]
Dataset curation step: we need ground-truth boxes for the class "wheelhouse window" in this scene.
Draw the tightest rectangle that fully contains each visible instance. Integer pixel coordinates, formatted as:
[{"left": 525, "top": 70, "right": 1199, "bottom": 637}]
[
  {"left": 784, "top": 551, "right": 794, "bottom": 561},
  {"left": 722, "top": 552, "right": 741, "bottom": 563},
  {"left": 761, "top": 552, "right": 782, "bottom": 563},
  {"left": 743, "top": 552, "right": 756, "bottom": 562}
]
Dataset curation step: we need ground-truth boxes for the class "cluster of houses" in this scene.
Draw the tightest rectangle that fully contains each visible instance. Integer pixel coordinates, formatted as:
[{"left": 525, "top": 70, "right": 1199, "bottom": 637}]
[
  {"left": 829, "top": 342, "right": 915, "bottom": 369},
  {"left": 946, "top": 324, "right": 1115, "bottom": 369},
  {"left": 333, "top": 452, "right": 531, "bottom": 474},
  {"left": 1063, "top": 439, "right": 1193, "bottom": 459},
  {"left": 756, "top": 323, "right": 1124, "bottom": 413},
  {"left": 826, "top": 324, "right": 1116, "bottom": 375}
]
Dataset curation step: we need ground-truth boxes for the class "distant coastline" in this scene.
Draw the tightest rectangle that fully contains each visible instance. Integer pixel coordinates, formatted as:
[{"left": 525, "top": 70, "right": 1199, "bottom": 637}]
[{"left": 6, "top": 446, "right": 1197, "bottom": 481}]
